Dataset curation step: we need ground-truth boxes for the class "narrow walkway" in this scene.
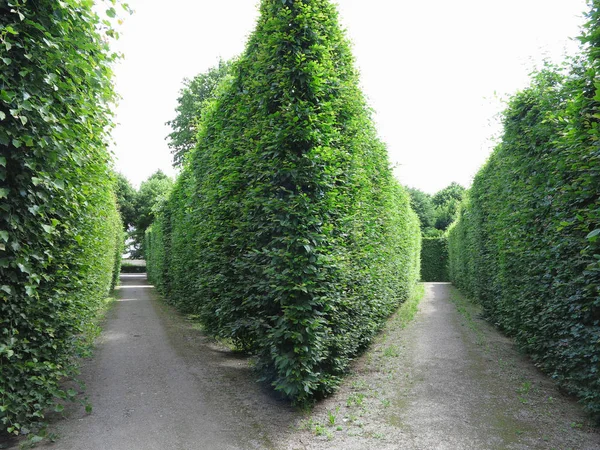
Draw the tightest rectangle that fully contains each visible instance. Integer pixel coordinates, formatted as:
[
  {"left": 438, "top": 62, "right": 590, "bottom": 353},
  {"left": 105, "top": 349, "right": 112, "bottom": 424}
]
[
  {"left": 38, "top": 279, "right": 600, "bottom": 449},
  {"left": 283, "top": 283, "right": 600, "bottom": 449},
  {"left": 46, "top": 274, "right": 299, "bottom": 450}
]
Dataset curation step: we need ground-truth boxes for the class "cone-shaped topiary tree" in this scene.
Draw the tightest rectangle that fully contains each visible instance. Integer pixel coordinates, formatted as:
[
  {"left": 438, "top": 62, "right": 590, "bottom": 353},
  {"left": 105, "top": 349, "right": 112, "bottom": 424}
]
[{"left": 148, "top": 0, "right": 420, "bottom": 403}]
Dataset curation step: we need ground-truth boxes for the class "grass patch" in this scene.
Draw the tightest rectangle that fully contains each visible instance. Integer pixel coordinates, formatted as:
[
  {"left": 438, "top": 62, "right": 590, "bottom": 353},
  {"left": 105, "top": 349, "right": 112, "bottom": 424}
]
[
  {"left": 79, "top": 296, "right": 117, "bottom": 357},
  {"left": 392, "top": 282, "right": 425, "bottom": 329},
  {"left": 448, "top": 287, "right": 487, "bottom": 348}
]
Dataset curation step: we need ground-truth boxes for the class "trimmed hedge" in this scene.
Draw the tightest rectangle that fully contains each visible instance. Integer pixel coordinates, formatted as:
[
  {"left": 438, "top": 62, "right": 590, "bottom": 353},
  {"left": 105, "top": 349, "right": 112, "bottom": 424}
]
[
  {"left": 448, "top": 5, "right": 600, "bottom": 418},
  {"left": 420, "top": 237, "right": 449, "bottom": 282},
  {"left": 0, "top": 1, "right": 122, "bottom": 435},
  {"left": 147, "top": 0, "right": 421, "bottom": 403}
]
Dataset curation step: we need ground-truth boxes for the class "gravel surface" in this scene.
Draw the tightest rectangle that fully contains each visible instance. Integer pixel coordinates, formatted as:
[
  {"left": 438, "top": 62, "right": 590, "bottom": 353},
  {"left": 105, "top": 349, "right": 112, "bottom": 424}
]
[
  {"left": 281, "top": 283, "right": 600, "bottom": 450},
  {"left": 5, "top": 279, "right": 597, "bottom": 449},
  {"left": 41, "top": 274, "right": 301, "bottom": 450}
]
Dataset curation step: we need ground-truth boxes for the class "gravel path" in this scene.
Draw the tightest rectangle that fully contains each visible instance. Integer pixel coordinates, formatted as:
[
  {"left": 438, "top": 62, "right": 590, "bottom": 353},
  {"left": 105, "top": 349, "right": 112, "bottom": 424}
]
[
  {"left": 43, "top": 274, "right": 300, "bottom": 450},
  {"left": 18, "top": 279, "right": 597, "bottom": 449},
  {"left": 282, "top": 283, "right": 600, "bottom": 449}
]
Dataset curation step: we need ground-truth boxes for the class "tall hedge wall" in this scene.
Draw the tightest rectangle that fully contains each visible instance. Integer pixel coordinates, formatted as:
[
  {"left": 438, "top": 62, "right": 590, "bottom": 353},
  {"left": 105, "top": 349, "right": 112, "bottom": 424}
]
[
  {"left": 0, "top": 1, "right": 122, "bottom": 435},
  {"left": 448, "top": 4, "right": 600, "bottom": 418},
  {"left": 147, "top": 0, "right": 421, "bottom": 403},
  {"left": 420, "top": 237, "right": 449, "bottom": 282}
]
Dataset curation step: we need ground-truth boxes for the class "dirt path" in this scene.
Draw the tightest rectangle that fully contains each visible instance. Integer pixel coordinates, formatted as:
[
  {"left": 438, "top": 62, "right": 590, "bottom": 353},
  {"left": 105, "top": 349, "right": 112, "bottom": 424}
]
[
  {"left": 43, "top": 274, "right": 301, "bottom": 450},
  {"left": 23, "top": 279, "right": 598, "bottom": 449},
  {"left": 282, "top": 283, "right": 600, "bottom": 449}
]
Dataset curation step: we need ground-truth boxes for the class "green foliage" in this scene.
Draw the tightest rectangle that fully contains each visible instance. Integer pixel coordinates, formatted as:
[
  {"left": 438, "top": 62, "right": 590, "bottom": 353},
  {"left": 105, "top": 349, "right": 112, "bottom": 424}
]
[
  {"left": 448, "top": 28, "right": 600, "bottom": 419},
  {"left": 420, "top": 237, "right": 449, "bottom": 282},
  {"left": 406, "top": 183, "right": 465, "bottom": 234},
  {"left": 432, "top": 182, "right": 465, "bottom": 231},
  {"left": 431, "top": 182, "right": 466, "bottom": 208},
  {"left": 406, "top": 185, "right": 460, "bottom": 280},
  {"left": 147, "top": 0, "right": 421, "bottom": 404},
  {"left": 114, "top": 172, "right": 137, "bottom": 231},
  {"left": 406, "top": 187, "right": 435, "bottom": 229},
  {"left": 130, "top": 170, "right": 172, "bottom": 259},
  {"left": 166, "top": 59, "right": 233, "bottom": 167},
  {"left": 0, "top": 0, "right": 123, "bottom": 435}
]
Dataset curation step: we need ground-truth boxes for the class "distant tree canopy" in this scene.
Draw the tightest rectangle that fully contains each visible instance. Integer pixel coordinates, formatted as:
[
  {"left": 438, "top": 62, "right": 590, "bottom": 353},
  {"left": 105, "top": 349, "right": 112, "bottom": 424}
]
[
  {"left": 114, "top": 172, "right": 137, "bottom": 231},
  {"left": 134, "top": 170, "right": 172, "bottom": 234},
  {"left": 406, "top": 187, "right": 435, "bottom": 229},
  {"left": 166, "top": 59, "right": 233, "bottom": 167},
  {"left": 406, "top": 183, "right": 466, "bottom": 235},
  {"left": 128, "top": 171, "right": 172, "bottom": 258}
]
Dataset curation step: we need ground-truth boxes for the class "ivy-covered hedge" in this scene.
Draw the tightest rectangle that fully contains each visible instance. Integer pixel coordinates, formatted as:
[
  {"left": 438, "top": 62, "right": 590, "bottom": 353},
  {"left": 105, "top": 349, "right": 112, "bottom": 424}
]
[
  {"left": 147, "top": 0, "right": 421, "bottom": 403},
  {"left": 420, "top": 237, "right": 449, "bottom": 282},
  {"left": 0, "top": 1, "right": 122, "bottom": 435},
  {"left": 448, "top": 4, "right": 600, "bottom": 418}
]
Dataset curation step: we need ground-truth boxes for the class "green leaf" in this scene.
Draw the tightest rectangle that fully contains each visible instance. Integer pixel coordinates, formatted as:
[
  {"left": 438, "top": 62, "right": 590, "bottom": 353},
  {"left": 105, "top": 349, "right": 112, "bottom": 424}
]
[
  {"left": 0, "top": 231, "right": 8, "bottom": 242},
  {"left": 0, "top": 188, "right": 8, "bottom": 199},
  {"left": 41, "top": 224, "right": 54, "bottom": 234},
  {"left": 54, "top": 404, "right": 64, "bottom": 413},
  {"left": 106, "top": 7, "right": 116, "bottom": 18},
  {"left": 0, "top": 111, "right": 5, "bottom": 121},
  {"left": 587, "top": 229, "right": 600, "bottom": 240}
]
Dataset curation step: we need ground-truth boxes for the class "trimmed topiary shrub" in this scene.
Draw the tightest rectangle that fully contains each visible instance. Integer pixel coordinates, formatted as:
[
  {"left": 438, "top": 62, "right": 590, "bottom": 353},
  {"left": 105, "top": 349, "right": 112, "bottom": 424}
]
[
  {"left": 420, "top": 237, "right": 449, "bottom": 282},
  {"left": 147, "top": 0, "right": 421, "bottom": 403},
  {"left": 448, "top": 3, "right": 600, "bottom": 419},
  {"left": 0, "top": 1, "right": 122, "bottom": 435}
]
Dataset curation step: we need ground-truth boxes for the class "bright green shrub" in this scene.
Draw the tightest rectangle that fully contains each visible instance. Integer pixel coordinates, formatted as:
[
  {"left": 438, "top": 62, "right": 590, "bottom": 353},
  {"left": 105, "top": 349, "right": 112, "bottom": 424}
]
[
  {"left": 448, "top": 7, "right": 600, "bottom": 418},
  {"left": 147, "top": 0, "right": 421, "bottom": 403},
  {"left": 0, "top": 1, "right": 122, "bottom": 434},
  {"left": 420, "top": 237, "right": 449, "bottom": 282}
]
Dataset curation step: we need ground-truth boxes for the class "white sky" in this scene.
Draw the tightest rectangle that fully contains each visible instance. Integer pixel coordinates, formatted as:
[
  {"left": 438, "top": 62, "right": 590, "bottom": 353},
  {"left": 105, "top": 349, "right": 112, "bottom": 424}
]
[{"left": 110, "top": 0, "right": 588, "bottom": 193}]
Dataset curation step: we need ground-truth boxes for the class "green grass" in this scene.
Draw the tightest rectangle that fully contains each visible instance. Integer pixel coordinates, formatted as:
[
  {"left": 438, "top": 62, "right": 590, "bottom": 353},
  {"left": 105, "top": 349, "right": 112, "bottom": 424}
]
[{"left": 393, "top": 283, "right": 425, "bottom": 329}]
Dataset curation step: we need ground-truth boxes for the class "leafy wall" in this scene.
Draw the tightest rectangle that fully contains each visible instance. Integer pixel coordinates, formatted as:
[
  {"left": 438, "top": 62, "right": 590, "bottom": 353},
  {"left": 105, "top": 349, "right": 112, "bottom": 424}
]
[
  {"left": 147, "top": 0, "right": 421, "bottom": 403},
  {"left": 420, "top": 237, "right": 449, "bottom": 282},
  {"left": 0, "top": 1, "right": 122, "bottom": 434},
  {"left": 448, "top": 12, "right": 600, "bottom": 417}
]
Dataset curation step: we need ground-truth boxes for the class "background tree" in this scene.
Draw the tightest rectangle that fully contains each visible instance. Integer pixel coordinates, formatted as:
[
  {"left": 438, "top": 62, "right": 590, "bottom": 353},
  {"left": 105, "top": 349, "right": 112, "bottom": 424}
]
[
  {"left": 406, "top": 183, "right": 465, "bottom": 234},
  {"left": 166, "top": 59, "right": 233, "bottom": 167},
  {"left": 406, "top": 187, "right": 435, "bottom": 230},
  {"left": 432, "top": 182, "right": 466, "bottom": 231},
  {"left": 114, "top": 172, "right": 137, "bottom": 231},
  {"left": 130, "top": 170, "right": 172, "bottom": 258}
]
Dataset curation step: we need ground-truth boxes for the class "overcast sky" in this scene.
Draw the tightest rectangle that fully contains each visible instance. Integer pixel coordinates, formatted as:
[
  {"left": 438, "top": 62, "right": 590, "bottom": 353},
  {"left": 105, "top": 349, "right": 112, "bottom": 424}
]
[{"left": 110, "top": 0, "right": 588, "bottom": 193}]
